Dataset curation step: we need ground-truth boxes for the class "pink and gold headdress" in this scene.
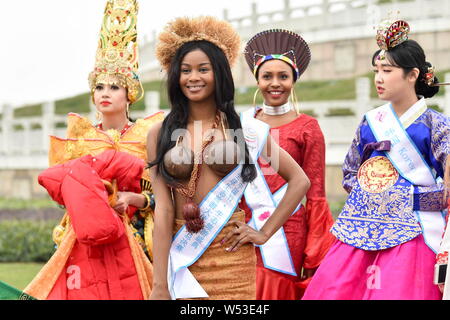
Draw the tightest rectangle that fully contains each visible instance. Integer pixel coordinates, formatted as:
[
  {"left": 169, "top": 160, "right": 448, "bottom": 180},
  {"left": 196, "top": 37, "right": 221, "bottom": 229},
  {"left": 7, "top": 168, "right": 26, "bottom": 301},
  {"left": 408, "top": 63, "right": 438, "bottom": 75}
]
[
  {"left": 88, "top": 0, "right": 143, "bottom": 104},
  {"left": 375, "top": 15, "right": 450, "bottom": 87},
  {"left": 375, "top": 16, "right": 410, "bottom": 60}
]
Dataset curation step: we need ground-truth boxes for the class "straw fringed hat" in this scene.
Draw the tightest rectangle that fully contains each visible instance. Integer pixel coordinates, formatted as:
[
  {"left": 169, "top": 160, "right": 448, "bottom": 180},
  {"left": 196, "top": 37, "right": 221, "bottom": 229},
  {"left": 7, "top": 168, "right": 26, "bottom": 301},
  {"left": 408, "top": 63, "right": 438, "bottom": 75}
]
[{"left": 156, "top": 16, "right": 241, "bottom": 71}]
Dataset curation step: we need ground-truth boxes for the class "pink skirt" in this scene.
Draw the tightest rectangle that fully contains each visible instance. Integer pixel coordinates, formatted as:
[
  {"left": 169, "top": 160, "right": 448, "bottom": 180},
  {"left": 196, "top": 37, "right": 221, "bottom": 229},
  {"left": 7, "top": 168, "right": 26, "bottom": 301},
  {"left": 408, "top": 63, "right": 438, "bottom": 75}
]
[{"left": 302, "top": 235, "right": 442, "bottom": 300}]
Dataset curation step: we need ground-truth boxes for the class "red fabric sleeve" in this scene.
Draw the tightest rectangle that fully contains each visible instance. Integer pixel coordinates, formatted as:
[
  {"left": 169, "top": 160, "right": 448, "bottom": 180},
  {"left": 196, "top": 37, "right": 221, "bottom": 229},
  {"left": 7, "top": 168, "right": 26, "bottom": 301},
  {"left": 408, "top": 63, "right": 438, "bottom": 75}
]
[
  {"left": 94, "top": 150, "right": 144, "bottom": 219},
  {"left": 38, "top": 150, "right": 144, "bottom": 246},
  {"left": 303, "top": 199, "right": 335, "bottom": 269},
  {"left": 300, "top": 119, "right": 335, "bottom": 269},
  {"left": 60, "top": 157, "right": 125, "bottom": 246}
]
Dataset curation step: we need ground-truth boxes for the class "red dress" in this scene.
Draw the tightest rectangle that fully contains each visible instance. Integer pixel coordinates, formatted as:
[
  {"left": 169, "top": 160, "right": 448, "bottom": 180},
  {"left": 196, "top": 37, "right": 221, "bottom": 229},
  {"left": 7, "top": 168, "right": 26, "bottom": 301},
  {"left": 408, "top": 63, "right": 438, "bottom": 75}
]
[
  {"left": 241, "top": 114, "right": 335, "bottom": 300},
  {"left": 37, "top": 150, "right": 149, "bottom": 300}
]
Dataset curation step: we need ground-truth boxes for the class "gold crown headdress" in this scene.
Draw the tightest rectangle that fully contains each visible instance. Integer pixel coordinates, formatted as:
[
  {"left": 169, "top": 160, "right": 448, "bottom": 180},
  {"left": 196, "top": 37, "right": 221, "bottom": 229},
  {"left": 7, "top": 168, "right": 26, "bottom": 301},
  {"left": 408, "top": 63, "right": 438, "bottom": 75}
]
[
  {"left": 88, "top": 0, "right": 143, "bottom": 104},
  {"left": 155, "top": 16, "right": 241, "bottom": 71}
]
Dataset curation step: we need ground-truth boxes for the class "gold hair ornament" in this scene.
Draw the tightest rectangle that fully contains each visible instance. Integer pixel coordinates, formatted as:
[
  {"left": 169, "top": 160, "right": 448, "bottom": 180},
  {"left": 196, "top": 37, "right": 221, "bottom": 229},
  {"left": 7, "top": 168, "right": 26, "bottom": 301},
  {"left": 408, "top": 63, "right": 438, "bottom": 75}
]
[{"left": 424, "top": 66, "right": 450, "bottom": 87}]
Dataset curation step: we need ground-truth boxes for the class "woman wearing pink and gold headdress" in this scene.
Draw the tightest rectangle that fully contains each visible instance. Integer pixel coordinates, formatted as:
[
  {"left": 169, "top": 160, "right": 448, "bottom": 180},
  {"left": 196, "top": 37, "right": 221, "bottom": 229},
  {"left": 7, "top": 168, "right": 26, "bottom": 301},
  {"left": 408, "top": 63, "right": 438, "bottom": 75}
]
[
  {"left": 303, "top": 18, "right": 450, "bottom": 300},
  {"left": 241, "top": 29, "right": 335, "bottom": 300}
]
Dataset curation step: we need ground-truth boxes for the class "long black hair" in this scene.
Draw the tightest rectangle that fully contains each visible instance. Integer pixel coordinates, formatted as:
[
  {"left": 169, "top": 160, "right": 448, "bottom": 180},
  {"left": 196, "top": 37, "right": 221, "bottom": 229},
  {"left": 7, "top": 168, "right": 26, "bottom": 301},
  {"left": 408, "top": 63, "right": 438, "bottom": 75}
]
[
  {"left": 372, "top": 39, "right": 439, "bottom": 98},
  {"left": 149, "top": 40, "right": 257, "bottom": 185}
]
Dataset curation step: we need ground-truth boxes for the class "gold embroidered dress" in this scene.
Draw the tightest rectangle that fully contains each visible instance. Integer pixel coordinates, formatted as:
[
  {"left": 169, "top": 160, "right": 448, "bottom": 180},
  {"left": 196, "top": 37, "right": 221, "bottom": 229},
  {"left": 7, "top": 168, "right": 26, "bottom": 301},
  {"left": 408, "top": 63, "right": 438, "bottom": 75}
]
[
  {"left": 50, "top": 111, "right": 164, "bottom": 256},
  {"left": 24, "top": 0, "right": 164, "bottom": 300},
  {"left": 24, "top": 112, "right": 163, "bottom": 300}
]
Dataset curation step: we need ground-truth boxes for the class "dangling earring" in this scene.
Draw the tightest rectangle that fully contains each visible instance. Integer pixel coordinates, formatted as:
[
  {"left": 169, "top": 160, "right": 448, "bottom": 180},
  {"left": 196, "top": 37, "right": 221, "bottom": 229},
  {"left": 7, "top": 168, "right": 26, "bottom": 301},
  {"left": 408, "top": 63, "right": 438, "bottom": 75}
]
[
  {"left": 290, "top": 88, "right": 300, "bottom": 115},
  {"left": 253, "top": 88, "right": 261, "bottom": 108},
  {"left": 126, "top": 103, "right": 130, "bottom": 119},
  {"left": 96, "top": 111, "right": 102, "bottom": 122}
]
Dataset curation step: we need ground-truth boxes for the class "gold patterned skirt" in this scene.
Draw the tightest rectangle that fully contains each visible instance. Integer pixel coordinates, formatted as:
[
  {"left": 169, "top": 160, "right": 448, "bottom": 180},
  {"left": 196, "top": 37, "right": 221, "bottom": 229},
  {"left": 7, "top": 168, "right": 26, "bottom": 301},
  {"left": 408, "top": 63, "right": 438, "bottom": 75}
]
[{"left": 173, "top": 210, "right": 256, "bottom": 300}]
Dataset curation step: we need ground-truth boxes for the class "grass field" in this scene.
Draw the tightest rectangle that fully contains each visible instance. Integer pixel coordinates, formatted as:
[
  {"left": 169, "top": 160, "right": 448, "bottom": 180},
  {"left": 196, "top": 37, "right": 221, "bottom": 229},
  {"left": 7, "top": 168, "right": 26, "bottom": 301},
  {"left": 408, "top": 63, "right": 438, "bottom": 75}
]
[
  {"left": 0, "top": 199, "right": 344, "bottom": 294},
  {"left": 0, "top": 197, "right": 57, "bottom": 210},
  {"left": 0, "top": 263, "right": 44, "bottom": 290}
]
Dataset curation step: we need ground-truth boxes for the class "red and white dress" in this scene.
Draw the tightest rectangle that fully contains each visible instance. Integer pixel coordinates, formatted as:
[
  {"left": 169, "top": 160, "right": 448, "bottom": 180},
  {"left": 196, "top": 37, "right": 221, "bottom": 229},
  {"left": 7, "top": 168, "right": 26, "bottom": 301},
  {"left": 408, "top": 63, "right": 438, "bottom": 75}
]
[{"left": 241, "top": 113, "right": 335, "bottom": 300}]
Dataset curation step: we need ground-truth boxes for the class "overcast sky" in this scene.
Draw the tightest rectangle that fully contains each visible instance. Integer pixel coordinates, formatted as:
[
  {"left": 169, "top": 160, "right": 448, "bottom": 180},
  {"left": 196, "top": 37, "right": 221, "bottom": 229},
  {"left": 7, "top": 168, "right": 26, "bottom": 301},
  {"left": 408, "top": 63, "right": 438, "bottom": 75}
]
[{"left": 0, "top": 0, "right": 309, "bottom": 108}]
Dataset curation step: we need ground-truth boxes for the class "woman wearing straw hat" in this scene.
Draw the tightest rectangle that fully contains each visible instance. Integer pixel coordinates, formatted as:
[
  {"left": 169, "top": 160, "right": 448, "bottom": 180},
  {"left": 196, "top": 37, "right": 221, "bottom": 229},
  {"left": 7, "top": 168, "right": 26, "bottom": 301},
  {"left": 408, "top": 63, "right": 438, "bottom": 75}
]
[{"left": 147, "top": 16, "right": 311, "bottom": 300}]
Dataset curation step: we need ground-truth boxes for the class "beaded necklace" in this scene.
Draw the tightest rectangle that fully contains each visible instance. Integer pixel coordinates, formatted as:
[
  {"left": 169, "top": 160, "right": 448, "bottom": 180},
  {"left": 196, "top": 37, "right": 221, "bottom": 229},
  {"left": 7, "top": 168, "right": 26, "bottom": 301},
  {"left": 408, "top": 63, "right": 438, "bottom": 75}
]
[{"left": 176, "top": 111, "right": 222, "bottom": 233}]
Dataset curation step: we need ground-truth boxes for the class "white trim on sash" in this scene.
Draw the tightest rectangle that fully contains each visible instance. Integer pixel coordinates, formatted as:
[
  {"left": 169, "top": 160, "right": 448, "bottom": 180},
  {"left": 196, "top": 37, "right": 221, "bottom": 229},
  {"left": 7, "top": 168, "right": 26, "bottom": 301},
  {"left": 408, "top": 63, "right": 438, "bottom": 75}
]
[
  {"left": 241, "top": 108, "right": 297, "bottom": 276},
  {"left": 366, "top": 98, "right": 445, "bottom": 253},
  {"left": 273, "top": 184, "right": 303, "bottom": 216},
  {"left": 366, "top": 99, "right": 434, "bottom": 186}
]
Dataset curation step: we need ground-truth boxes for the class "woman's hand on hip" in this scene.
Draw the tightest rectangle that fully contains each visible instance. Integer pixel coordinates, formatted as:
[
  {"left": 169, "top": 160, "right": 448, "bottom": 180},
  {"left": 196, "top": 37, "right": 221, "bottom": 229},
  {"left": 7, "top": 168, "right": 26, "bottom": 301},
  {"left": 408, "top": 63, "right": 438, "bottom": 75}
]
[{"left": 220, "top": 220, "right": 269, "bottom": 252}]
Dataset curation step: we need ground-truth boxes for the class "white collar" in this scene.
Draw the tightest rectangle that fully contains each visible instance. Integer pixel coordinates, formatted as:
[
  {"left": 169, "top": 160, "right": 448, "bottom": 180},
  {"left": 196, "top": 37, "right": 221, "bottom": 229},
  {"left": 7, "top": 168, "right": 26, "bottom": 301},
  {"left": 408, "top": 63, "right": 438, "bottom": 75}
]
[
  {"left": 399, "top": 96, "right": 427, "bottom": 128},
  {"left": 262, "top": 102, "right": 292, "bottom": 116}
]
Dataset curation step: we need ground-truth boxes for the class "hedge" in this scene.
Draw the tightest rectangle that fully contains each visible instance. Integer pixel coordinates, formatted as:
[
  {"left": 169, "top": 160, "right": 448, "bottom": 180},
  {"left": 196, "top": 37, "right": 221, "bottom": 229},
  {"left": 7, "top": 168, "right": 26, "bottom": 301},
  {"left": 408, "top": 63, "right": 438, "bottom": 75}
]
[{"left": 0, "top": 220, "right": 57, "bottom": 262}]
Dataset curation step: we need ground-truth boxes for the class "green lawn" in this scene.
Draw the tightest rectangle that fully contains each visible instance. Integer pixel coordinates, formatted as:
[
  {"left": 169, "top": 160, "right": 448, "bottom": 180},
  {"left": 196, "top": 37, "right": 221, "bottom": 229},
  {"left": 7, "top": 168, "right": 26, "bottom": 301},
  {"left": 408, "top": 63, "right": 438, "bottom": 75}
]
[
  {"left": 330, "top": 201, "right": 345, "bottom": 220},
  {"left": 0, "top": 202, "right": 345, "bottom": 295},
  {"left": 0, "top": 197, "right": 58, "bottom": 210},
  {"left": 0, "top": 263, "right": 44, "bottom": 291}
]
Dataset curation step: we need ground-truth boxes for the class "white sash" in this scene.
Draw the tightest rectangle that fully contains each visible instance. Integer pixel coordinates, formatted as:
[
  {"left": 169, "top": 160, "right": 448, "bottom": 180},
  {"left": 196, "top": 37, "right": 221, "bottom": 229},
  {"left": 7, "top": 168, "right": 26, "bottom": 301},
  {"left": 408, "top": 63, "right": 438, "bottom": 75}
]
[
  {"left": 168, "top": 116, "right": 269, "bottom": 299},
  {"left": 366, "top": 99, "right": 445, "bottom": 253},
  {"left": 241, "top": 109, "right": 297, "bottom": 276},
  {"left": 366, "top": 100, "right": 434, "bottom": 186},
  {"left": 273, "top": 184, "right": 303, "bottom": 216}
]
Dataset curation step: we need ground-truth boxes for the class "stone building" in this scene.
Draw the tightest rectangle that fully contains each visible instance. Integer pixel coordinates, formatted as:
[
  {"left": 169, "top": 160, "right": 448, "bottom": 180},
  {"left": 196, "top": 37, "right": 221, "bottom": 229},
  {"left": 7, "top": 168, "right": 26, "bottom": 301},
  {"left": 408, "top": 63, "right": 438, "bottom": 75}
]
[{"left": 139, "top": 0, "right": 450, "bottom": 86}]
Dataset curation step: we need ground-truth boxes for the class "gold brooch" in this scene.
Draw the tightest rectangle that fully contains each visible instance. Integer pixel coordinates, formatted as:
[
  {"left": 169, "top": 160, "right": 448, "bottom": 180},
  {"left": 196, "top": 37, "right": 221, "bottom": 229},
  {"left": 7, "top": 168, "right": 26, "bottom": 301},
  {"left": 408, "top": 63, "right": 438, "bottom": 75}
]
[{"left": 358, "top": 156, "right": 399, "bottom": 193}]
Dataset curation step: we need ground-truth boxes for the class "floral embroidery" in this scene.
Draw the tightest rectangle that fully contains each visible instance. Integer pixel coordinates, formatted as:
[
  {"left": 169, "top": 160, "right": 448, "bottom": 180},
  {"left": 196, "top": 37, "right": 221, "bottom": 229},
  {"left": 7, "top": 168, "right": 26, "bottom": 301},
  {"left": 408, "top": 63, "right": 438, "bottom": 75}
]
[
  {"left": 338, "top": 109, "right": 450, "bottom": 252},
  {"left": 331, "top": 181, "right": 422, "bottom": 251}
]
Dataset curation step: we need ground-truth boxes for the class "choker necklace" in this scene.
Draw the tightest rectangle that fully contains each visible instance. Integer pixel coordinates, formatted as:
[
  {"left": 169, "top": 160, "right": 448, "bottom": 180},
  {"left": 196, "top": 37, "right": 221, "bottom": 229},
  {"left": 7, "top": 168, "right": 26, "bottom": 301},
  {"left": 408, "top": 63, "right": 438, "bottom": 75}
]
[{"left": 262, "top": 102, "right": 292, "bottom": 116}]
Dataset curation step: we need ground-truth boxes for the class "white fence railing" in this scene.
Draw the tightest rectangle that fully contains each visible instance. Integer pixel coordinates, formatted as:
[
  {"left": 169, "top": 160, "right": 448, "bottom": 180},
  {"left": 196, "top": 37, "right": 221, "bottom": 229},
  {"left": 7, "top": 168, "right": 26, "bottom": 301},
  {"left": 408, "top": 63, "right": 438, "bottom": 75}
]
[{"left": 1, "top": 75, "right": 450, "bottom": 169}]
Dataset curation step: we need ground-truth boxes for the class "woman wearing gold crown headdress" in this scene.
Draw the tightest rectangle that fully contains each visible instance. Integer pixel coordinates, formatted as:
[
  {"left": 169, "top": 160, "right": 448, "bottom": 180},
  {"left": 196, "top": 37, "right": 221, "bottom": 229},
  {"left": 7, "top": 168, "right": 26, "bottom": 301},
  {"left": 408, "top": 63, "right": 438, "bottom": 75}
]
[
  {"left": 240, "top": 29, "right": 335, "bottom": 300},
  {"left": 147, "top": 16, "right": 310, "bottom": 300},
  {"left": 23, "top": 0, "right": 162, "bottom": 300},
  {"left": 303, "top": 18, "right": 450, "bottom": 300}
]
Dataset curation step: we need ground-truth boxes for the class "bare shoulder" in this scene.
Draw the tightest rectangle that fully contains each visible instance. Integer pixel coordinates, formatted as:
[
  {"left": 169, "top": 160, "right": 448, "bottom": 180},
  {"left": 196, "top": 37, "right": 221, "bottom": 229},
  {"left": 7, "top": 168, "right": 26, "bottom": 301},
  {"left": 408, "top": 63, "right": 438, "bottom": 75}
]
[{"left": 147, "top": 121, "right": 163, "bottom": 145}]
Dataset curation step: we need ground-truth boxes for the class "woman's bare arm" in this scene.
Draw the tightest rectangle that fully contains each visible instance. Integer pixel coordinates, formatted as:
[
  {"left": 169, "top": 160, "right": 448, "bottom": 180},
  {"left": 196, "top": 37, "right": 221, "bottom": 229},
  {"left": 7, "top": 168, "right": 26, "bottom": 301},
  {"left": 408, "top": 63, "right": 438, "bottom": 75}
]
[
  {"left": 222, "top": 135, "right": 310, "bottom": 250},
  {"left": 147, "top": 122, "right": 175, "bottom": 300}
]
